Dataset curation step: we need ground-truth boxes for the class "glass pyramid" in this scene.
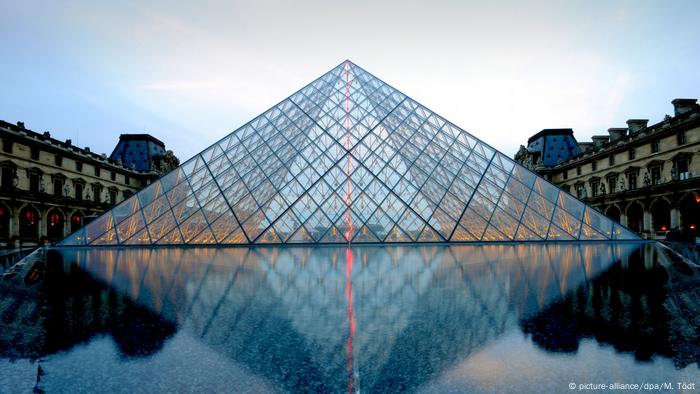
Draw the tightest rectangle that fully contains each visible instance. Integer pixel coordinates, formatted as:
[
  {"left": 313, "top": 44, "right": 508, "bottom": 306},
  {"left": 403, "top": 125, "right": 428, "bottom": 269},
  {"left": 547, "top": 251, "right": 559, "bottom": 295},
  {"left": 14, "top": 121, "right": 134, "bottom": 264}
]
[{"left": 59, "top": 60, "right": 639, "bottom": 246}]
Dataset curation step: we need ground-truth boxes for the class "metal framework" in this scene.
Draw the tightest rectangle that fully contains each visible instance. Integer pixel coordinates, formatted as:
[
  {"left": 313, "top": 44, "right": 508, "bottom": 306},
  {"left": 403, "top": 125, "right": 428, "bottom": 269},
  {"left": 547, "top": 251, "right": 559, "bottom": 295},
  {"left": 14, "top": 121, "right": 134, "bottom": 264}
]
[{"left": 59, "top": 60, "right": 639, "bottom": 246}]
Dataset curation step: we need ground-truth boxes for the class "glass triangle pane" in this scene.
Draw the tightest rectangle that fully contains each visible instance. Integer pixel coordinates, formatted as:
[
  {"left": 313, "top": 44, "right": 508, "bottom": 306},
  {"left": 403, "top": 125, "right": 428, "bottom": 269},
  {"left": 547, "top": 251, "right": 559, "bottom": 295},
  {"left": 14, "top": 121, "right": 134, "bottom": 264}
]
[
  {"left": 147, "top": 210, "right": 178, "bottom": 243},
  {"left": 189, "top": 227, "right": 217, "bottom": 245},
  {"left": 547, "top": 224, "right": 576, "bottom": 241},
  {"left": 515, "top": 224, "right": 543, "bottom": 241},
  {"left": 583, "top": 207, "right": 613, "bottom": 238},
  {"left": 137, "top": 181, "right": 163, "bottom": 209},
  {"left": 457, "top": 207, "right": 488, "bottom": 240},
  {"left": 579, "top": 223, "right": 607, "bottom": 240},
  {"left": 287, "top": 226, "right": 316, "bottom": 243},
  {"left": 208, "top": 212, "right": 241, "bottom": 243},
  {"left": 613, "top": 224, "right": 638, "bottom": 240},
  {"left": 58, "top": 228, "right": 86, "bottom": 246},
  {"left": 385, "top": 225, "right": 411, "bottom": 242},
  {"left": 122, "top": 227, "right": 151, "bottom": 245},
  {"left": 256, "top": 227, "right": 281, "bottom": 244},
  {"left": 84, "top": 213, "right": 115, "bottom": 244},
  {"left": 320, "top": 225, "right": 346, "bottom": 243},
  {"left": 115, "top": 211, "right": 147, "bottom": 244},
  {"left": 482, "top": 225, "right": 510, "bottom": 241},
  {"left": 352, "top": 225, "right": 381, "bottom": 243},
  {"left": 142, "top": 195, "right": 170, "bottom": 225},
  {"left": 418, "top": 225, "right": 444, "bottom": 242},
  {"left": 179, "top": 210, "right": 209, "bottom": 243},
  {"left": 155, "top": 226, "right": 184, "bottom": 245},
  {"left": 91, "top": 229, "right": 118, "bottom": 246},
  {"left": 220, "top": 226, "right": 247, "bottom": 244}
]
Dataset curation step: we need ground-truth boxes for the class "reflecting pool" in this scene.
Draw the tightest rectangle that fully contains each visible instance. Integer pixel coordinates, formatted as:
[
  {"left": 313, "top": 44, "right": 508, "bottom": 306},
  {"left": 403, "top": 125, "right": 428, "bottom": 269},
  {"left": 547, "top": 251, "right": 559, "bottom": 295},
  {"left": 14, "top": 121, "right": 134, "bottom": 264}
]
[{"left": 1, "top": 243, "right": 699, "bottom": 393}]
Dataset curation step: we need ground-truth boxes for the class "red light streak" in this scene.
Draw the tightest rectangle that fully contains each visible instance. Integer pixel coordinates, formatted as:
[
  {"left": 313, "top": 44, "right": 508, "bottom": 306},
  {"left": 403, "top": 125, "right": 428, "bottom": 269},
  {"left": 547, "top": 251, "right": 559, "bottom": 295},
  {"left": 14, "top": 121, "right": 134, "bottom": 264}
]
[{"left": 345, "top": 248, "right": 356, "bottom": 393}]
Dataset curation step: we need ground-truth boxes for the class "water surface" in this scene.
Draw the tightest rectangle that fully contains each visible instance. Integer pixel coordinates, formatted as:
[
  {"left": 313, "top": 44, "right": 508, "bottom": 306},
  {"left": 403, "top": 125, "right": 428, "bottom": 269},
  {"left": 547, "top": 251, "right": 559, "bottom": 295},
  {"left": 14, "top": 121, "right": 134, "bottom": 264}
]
[{"left": 0, "top": 243, "right": 698, "bottom": 393}]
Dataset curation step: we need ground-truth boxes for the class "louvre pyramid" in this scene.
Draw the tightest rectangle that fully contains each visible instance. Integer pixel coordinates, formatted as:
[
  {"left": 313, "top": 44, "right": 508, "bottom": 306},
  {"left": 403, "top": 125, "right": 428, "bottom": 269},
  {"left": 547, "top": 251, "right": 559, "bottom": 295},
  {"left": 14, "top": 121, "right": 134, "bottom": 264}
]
[{"left": 59, "top": 61, "right": 639, "bottom": 246}]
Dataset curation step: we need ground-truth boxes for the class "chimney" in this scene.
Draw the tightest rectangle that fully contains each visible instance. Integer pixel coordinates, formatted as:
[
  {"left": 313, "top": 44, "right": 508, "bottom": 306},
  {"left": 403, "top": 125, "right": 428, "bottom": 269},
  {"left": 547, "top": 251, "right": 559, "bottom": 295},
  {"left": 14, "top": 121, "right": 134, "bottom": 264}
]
[
  {"left": 591, "top": 135, "right": 609, "bottom": 147},
  {"left": 626, "top": 119, "right": 648, "bottom": 135},
  {"left": 608, "top": 128, "right": 627, "bottom": 141},
  {"left": 672, "top": 98, "right": 698, "bottom": 116},
  {"left": 577, "top": 142, "right": 594, "bottom": 153}
]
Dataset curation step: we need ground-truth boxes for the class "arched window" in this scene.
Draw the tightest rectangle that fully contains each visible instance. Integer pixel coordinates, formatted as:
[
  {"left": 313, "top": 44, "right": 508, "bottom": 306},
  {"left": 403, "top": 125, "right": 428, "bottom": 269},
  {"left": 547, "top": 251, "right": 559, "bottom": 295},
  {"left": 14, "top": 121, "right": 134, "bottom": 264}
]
[
  {"left": 71, "top": 212, "right": 83, "bottom": 233},
  {"left": 19, "top": 206, "right": 39, "bottom": 239},
  {"left": 47, "top": 209, "right": 64, "bottom": 240}
]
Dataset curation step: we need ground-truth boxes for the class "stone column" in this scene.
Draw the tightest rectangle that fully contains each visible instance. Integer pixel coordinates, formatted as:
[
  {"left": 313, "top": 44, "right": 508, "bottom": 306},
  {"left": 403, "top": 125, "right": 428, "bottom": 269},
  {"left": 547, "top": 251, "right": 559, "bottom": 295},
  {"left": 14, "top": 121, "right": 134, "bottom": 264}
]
[
  {"left": 39, "top": 209, "right": 48, "bottom": 240},
  {"left": 10, "top": 208, "right": 19, "bottom": 248},
  {"left": 643, "top": 210, "right": 652, "bottom": 232},
  {"left": 64, "top": 213, "right": 71, "bottom": 237},
  {"left": 671, "top": 208, "right": 680, "bottom": 228},
  {"left": 620, "top": 213, "right": 628, "bottom": 227}
]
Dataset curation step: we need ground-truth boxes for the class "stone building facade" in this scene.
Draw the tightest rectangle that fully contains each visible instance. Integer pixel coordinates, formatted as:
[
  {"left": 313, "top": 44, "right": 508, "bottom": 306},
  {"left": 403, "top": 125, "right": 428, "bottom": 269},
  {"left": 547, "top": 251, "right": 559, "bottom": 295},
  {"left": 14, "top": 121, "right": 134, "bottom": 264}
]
[
  {"left": 516, "top": 98, "right": 700, "bottom": 239},
  {"left": 0, "top": 120, "right": 176, "bottom": 248}
]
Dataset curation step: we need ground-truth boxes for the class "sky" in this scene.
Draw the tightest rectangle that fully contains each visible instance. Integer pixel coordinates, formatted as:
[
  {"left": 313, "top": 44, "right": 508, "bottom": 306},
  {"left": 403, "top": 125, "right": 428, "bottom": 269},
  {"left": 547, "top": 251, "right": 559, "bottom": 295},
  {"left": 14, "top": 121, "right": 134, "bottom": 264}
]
[{"left": 1, "top": 0, "right": 698, "bottom": 161}]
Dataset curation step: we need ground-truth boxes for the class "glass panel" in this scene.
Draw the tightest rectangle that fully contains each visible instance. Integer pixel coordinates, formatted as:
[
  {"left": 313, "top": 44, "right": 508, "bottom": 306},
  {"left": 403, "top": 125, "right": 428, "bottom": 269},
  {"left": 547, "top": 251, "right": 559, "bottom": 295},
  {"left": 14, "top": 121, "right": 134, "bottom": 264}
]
[
  {"left": 147, "top": 210, "right": 178, "bottom": 243},
  {"left": 179, "top": 210, "right": 209, "bottom": 243},
  {"left": 111, "top": 198, "right": 140, "bottom": 225},
  {"left": 84, "top": 213, "right": 115, "bottom": 244},
  {"left": 58, "top": 228, "right": 86, "bottom": 246},
  {"left": 122, "top": 227, "right": 151, "bottom": 245},
  {"left": 90, "top": 228, "right": 118, "bottom": 245},
  {"left": 547, "top": 223, "right": 576, "bottom": 241},
  {"left": 115, "top": 211, "right": 147, "bottom": 243},
  {"left": 557, "top": 191, "right": 585, "bottom": 220},
  {"left": 142, "top": 195, "right": 170, "bottom": 224},
  {"left": 551, "top": 206, "right": 582, "bottom": 238},
  {"left": 137, "top": 181, "right": 163, "bottom": 208},
  {"left": 583, "top": 207, "right": 613, "bottom": 239},
  {"left": 533, "top": 178, "right": 559, "bottom": 204}
]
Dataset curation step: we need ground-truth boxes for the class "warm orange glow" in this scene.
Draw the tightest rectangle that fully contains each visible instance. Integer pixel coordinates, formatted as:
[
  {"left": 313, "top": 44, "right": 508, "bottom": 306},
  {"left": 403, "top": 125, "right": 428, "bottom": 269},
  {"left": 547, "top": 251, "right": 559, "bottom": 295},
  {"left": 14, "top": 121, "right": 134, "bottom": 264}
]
[
  {"left": 660, "top": 225, "right": 668, "bottom": 231},
  {"left": 690, "top": 224, "right": 696, "bottom": 230}
]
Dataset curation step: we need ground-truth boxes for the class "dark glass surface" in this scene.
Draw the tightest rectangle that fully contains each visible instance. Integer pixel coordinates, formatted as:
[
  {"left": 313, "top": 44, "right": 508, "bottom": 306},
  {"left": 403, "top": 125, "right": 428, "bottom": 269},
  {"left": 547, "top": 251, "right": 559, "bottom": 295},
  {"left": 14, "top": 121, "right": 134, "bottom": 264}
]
[{"left": 1, "top": 243, "right": 698, "bottom": 393}]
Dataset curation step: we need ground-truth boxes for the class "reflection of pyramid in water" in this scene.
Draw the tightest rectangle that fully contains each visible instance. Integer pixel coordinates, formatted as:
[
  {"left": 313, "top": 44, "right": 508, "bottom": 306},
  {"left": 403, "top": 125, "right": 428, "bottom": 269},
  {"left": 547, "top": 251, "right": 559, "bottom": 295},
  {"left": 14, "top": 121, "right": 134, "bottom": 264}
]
[{"left": 59, "top": 61, "right": 639, "bottom": 246}]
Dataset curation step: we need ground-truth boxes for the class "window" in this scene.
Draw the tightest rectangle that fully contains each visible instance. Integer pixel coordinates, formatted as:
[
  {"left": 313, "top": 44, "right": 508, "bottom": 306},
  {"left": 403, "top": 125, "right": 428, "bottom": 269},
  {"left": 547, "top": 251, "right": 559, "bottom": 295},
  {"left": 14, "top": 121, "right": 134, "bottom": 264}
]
[
  {"left": 54, "top": 178, "right": 63, "bottom": 197},
  {"left": 2, "top": 138, "right": 12, "bottom": 153},
  {"left": 125, "top": 176, "right": 130, "bottom": 186},
  {"left": 29, "top": 173, "right": 40, "bottom": 193},
  {"left": 678, "top": 131, "right": 686, "bottom": 146},
  {"left": 677, "top": 159, "right": 689, "bottom": 180},
  {"left": 651, "top": 166, "right": 661, "bottom": 185},
  {"left": 591, "top": 180, "right": 599, "bottom": 197},
  {"left": 95, "top": 166, "right": 101, "bottom": 177},
  {"left": 628, "top": 148, "right": 636, "bottom": 160},
  {"left": 55, "top": 155, "right": 63, "bottom": 167},
  {"left": 75, "top": 183, "right": 83, "bottom": 201},
  {"left": 76, "top": 161, "right": 83, "bottom": 172},
  {"left": 628, "top": 172, "right": 637, "bottom": 190},
  {"left": 576, "top": 166, "right": 581, "bottom": 176},
  {"left": 562, "top": 170, "right": 568, "bottom": 180},
  {"left": 1, "top": 167, "right": 14, "bottom": 190},
  {"left": 92, "top": 185, "right": 101, "bottom": 203},
  {"left": 607, "top": 175, "right": 617, "bottom": 193},
  {"left": 111, "top": 171, "right": 116, "bottom": 181},
  {"left": 609, "top": 155, "right": 615, "bottom": 166},
  {"left": 576, "top": 184, "right": 585, "bottom": 199},
  {"left": 651, "top": 140, "right": 660, "bottom": 153},
  {"left": 109, "top": 190, "right": 117, "bottom": 205},
  {"left": 30, "top": 147, "right": 39, "bottom": 160},
  {"left": 591, "top": 161, "right": 597, "bottom": 171}
]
